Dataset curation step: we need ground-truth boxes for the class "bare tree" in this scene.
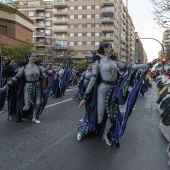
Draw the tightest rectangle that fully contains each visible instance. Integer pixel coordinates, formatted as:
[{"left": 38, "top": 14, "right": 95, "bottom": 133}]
[
  {"left": 0, "top": 0, "right": 19, "bottom": 12},
  {"left": 150, "top": 0, "right": 170, "bottom": 28},
  {"left": 44, "top": 35, "right": 76, "bottom": 64}
]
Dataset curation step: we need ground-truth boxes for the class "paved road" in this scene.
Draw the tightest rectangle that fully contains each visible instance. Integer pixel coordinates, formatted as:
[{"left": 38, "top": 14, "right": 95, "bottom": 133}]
[{"left": 0, "top": 84, "right": 169, "bottom": 170}]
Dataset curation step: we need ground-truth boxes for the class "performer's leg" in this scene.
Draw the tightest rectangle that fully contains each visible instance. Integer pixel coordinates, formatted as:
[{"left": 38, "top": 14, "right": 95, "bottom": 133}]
[
  {"left": 23, "top": 85, "right": 31, "bottom": 111},
  {"left": 32, "top": 87, "right": 41, "bottom": 124},
  {"left": 97, "top": 84, "right": 112, "bottom": 146}
]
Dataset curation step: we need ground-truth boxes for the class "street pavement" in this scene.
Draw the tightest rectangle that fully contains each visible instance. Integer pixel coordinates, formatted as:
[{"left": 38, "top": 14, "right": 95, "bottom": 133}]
[{"left": 0, "top": 83, "right": 169, "bottom": 170}]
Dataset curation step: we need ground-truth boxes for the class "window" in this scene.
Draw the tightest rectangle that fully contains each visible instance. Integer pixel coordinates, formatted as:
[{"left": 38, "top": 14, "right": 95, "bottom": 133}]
[
  {"left": 78, "top": 33, "right": 82, "bottom": 37},
  {"left": 46, "top": 12, "right": 50, "bottom": 17},
  {"left": 87, "top": 6, "right": 91, "bottom": 10},
  {"left": 28, "top": 11, "right": 34, "bottom": 17},
  {"left": 95, "top": 42, "right": 99, "bottom": 45},
  {"left": 70, "top": 24, "right": 74, "bottom": 28},
  {"left": 70, "top": 6, "right": 74, "bottom": 10},
  {"left": 95, "top": 33, "right": 100, "bottom": 36},
  {"left": 70, "top": 42, "right": 74, "bottom": 46},
  {"left": 77, "top": 50, "right": 82, "bottom": 54},
  {"left": 87, "top": 42, "right": 91, "bottom": 45},
  {"left": 87, "top": 24, "right": 91, "bottom": 27},
  {"left": 78, "top": 6, "right": 82, "bottom": 10},
  {"left": 45, "top": 30, "right": 50, "bottom": 36},
  {"left": 95, "top": 14, "right": 100, "bottom": 18},
  {"left": 78, "top": 15, "right": 82, "bottom": 19},
  {"left": 87, "top": 15, "right": 91, "bottom": 18},
  {"left": 70, "top": 15, "right": 74, "bottom": 19},
  {"left": 70, "top": 33, "right": 74, "bottom": 37},
  {"left": 78, "top": 42, "right": 82, "bottom": 45},
  {"left": 95, "top": 24, "right": 99, "bottom": 27},
  {"left": 87, "top": 33, "right": 91, "bottom": 37},
  {"left": 78, "top": 24, "right": 82, "bottom": 28},
  {"left": 95, "top": 6, "right": 100, "bottom": 9},
  {"left": 46, "top": 21, "right": 50, "bottom": 26},
  {"left": 86, "top": 51, "right": 91, "bottom": 54}
]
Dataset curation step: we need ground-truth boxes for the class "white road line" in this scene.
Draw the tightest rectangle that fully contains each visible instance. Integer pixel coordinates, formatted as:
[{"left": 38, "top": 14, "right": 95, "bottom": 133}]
[
  {"left": 45, "top": 98, "right": 73, "bottom": 108},
  {"left": 65, "top": 88, "right": 77, "bottom": 92}
]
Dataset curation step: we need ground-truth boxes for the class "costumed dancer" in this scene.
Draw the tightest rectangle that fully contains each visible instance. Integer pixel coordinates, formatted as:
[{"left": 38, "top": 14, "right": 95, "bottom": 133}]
[
  {"left": 51, "top": 61, "right": 69, "bottom": 98},
  {"left": 73, "top": 65, "right": 92, "bottom": 100},
  {"left": 0, "top": 52, "right": 52, "bottom": 124},
  {"left": 77, "top": 42, "right": 152, "bottom": 147}
]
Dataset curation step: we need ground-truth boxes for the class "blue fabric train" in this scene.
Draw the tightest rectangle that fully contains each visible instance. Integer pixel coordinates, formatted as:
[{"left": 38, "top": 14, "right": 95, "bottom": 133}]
[{"left": 109, "top": 69, "right": 149, "bottom": 142}]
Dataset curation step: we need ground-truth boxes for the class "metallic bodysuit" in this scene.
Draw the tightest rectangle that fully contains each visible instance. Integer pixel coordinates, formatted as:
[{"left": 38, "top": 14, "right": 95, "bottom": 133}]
[
  {"left": 80, "top": 70, "right": 92, "bottom": 88},
  {"left": 5, "top": 63, "right": 47, "bottom": 118},
  {"left": 85, "top": 55, "right": 147, "bottom": 135}
]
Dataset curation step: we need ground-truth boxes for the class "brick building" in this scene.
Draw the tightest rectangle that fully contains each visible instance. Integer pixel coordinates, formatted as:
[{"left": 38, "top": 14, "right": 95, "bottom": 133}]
[{"left": 0, "top": 8, "right": 33, "bottom": 47}]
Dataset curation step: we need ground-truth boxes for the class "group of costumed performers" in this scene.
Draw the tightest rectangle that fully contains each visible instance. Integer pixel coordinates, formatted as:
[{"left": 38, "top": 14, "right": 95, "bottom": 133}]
[
  {"left": 155, "top": 71, "right": 170, "bottom": 166},
  {"left": 50, "top": 61, "right": 69, "bottom": 98},
  {"left": 73, "top": 65, "right": 92, "bottom": 100},
  {"left": 77, "top": 41, "right": 154, "bottom": 147},
  {"left": 0, "top": 52, "right": 54, "bottom": 124}
]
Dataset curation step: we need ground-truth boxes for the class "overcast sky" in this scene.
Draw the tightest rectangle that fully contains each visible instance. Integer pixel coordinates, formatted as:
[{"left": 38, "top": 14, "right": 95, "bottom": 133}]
[{"left": 126, "top": 0, "right": 165, "bottom": 62}]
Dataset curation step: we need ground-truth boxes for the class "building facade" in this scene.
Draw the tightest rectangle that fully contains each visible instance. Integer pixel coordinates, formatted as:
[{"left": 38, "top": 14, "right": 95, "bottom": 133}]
[
  {"left": 0, "top": 8, "right": 33, "bottom": 47},
  {"left": 162, "top": 29, "right": 170, "bottom": 61},
  {"left": 135, "top": 32, "right": 148, "bottom": 64},
  {"left": 18, "top": 0, "right": 53, "bottom": 61},
  {"left": 18, "top": 0, "right": 140, "bottom": 64}
]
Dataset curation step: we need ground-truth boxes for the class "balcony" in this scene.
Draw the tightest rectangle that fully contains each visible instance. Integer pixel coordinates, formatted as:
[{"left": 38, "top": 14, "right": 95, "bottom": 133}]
[
  {"left": 102, "top": 17, "right": 114, "bottom": 23},
  {"left": 36, "top": 50, "right": 45, "bottom": 55},
  {"left": 36, "top": 14, "right": 45, "bottom": 20},
  {"left": 102, "top": 34, "right": 114, "bottom": 41},
  {"left": 35, "top": 23, "right": 45, "bottom": 28},
  {"left": 34, "top": 32, "right": 46, "bottom": 37},
  {"left": 102, "top": 26, "right": 114, "bottom": 32},
  {"left": 53, "top": 28, "right": 67, "bottom": 33},
  {"left": 103, "top": 0, "right": 114, "bottom": 6},
  {"left": 55, "top": 36, "right": 68, "bottom": 39},
  {"left": 102, "top": 8, "right": 114, "bottom": 13},
  {"left": 53, "top": 19, "right": 68, "bottom": 24},
  {"left": 53, "top": 9, "right": 68, "bottom": 15},
  {"left": 36, "top": 5, "right": 45, "bottom": 11},
  {"left": 54, "top": 0, "right": 68, "bottom": 7},
  {"left": 35, "top": 41, "right": 46, "bottom": 46}
]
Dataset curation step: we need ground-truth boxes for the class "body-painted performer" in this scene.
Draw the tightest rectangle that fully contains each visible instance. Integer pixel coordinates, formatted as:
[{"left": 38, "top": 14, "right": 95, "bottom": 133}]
[
  {"left": 78, "top": 42, "right": 152, "bottom": 146},
  {"left": 0, "top": 52, "right": 51, "bottom": 123}
]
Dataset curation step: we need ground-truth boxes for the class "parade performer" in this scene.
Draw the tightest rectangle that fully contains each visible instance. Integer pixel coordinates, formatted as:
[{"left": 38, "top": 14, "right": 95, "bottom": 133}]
[
  {"left": 51, "top": 61, "right": 69, "bottom": 98},
  {"left": 0, "top": 52, "right": 52, "bottom": 123},
  {"left": 77, "top": 42, "right": 152, "bottom": 147},
  {"left": 73, "top": 65, "right": 92, "bottom": 100}
]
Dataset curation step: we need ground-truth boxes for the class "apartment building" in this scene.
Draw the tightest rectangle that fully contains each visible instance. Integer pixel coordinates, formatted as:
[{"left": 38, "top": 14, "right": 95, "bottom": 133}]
[
  {"left": 18, "top": 0, "right": 53, "bottom": 61},
  {"left": 53, "top": 0, "right": 136, "bottom": 63},
  {"left": 0, "top": 8, "right": 33, "bottom": 47},
  {"left": 18, "top": 0, "right": 137, "bottom": 63},
  {"left": 162, "top": 29, "right": 170, "bottom": 61}
]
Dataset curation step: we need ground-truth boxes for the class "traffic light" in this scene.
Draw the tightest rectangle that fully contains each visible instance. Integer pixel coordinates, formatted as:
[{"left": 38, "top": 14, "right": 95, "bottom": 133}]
[
  {"left": 135, "top": 36, "right": 139, "bottom": 43},
  {"left": 161, "top": 54, "right": 166, "bottom": 65},
  {"left": 162, "top": 58, "right": 166, "bottom": 65}
]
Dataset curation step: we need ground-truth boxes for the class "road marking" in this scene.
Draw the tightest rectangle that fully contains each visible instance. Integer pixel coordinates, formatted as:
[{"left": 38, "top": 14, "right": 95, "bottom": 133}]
[
  {"left": 66, "top": 88, "right": 77, "bottom": 92},
  {"left": 45, "top": 98, "right": 73, "bottom": 108}
]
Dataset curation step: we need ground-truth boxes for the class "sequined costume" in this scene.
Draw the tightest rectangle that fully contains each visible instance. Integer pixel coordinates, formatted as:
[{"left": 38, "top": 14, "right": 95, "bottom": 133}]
[
  {"left": 4, "top": 63, "right": 49, "bottom": 121},
  {"left": 80, "top": 69, "right": 92, "bottom": 88},
  {"left": 73, "top": 69, "right": 92, "bottom": 100},
  {"left": 78, "top": 54, "right": 148, "bottom": 146}
]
